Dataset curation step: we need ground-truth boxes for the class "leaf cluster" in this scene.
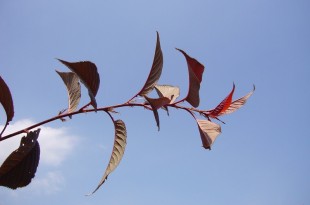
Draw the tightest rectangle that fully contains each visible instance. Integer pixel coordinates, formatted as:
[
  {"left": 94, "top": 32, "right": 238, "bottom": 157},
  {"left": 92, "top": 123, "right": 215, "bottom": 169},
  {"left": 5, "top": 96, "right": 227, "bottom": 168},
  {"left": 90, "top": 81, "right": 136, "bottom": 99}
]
[{"left": 0, "top": 32, "right": 254, "bottom": 194}]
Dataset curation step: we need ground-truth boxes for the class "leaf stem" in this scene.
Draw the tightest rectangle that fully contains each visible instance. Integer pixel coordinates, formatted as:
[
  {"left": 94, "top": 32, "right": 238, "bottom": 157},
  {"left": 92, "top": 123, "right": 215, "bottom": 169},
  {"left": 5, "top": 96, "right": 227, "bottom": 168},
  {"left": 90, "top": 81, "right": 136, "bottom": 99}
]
[
  {"left": 105, "top": 110, "right": 115, "bottom": 122},
  {"left": 79, "top": 102, "right": 91, "bottom": 111},
  {"left": 0, "top": 122, "right": 9, "bottom": 138},
  {"left": 170, "top": 98, "right": 185, "bottom": 106},
  {"left": 124, "top": 91, "right": 140, "bottom": 104}
]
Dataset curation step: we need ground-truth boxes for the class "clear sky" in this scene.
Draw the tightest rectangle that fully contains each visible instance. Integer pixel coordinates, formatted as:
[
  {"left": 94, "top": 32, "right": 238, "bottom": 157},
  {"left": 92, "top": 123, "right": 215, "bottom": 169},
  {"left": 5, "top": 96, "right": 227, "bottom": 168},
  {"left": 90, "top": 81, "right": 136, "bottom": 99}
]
[{"left": 0, "top": 0, "right": 309, "bottom": 204}]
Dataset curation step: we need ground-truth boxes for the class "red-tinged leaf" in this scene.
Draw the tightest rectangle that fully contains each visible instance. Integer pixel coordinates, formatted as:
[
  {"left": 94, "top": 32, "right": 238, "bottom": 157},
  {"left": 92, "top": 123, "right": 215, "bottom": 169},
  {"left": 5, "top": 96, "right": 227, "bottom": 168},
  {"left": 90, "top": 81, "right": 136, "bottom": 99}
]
[
  {"left": 155, "top": 84, "right": 180, "bottom": 104},
  {"left": 88, "top": 120, "right": 126, "bottom": 195},
  {"left": 0, "top": 129, "right": 40, "bottom": 189},
  {"left": 209, "top": 83, "right": 235, "bottom": 118},
  {"left": 197, "top": 120, "right": 221, "bottom": 150},
  {"left": 57, "top": 59, "right": 100, "bottom": 109},
  {"left": 220, "top": 85, "right": 255, "bottom": 116},
  {"left": 56, "top": 71, "right": 81, "bottom": 113},
  {"left": 144, "top": 95, "right": 171, "bottom": 131},
  {"left": 0, "top": 76, "right": 14, "bottom": 125},
  {"left": 138, "top": 32, "right": 163, "bottom": 96},
  {"left": 176, "top": 49, "right": 204, "bottom": 108}
]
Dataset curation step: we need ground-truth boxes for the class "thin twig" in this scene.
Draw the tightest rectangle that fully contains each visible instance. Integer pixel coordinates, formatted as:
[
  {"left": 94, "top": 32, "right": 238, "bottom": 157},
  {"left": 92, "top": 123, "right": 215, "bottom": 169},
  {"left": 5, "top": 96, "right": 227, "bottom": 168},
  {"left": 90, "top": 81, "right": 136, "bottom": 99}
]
[{"left": 0, "top": 102, "right": 151, "bottom": 142}]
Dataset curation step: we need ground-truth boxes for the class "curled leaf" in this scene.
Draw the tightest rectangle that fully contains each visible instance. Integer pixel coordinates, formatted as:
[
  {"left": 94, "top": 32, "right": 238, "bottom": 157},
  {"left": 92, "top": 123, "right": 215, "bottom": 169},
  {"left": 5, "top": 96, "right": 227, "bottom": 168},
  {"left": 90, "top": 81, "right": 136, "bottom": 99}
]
[
  {"left": 155, "top": 84, "right": 180, "bottom": 104},
  {"left": 89, "top": 120, "right": 127, "bottom": 195},
  {"left": 138, "top": 32, "right": 163, "bottom": 96},
  {"left": 0, "top": 129, "right": 40, "bottom": 189},
  {"left": 0, "top": 76, "right": 14, "bottom": 128},
  {"left": 176, "top": 49, "right": 204, "bottom": 108},
  {"left": 197, "top": 120, "right": 221, "bottom": 150},
  {"left": 220, "top": 85, "right": 255, "bottom": 116},
  {"left": 56, "top": 71, "right": 81, "bottom": 113},
  {"left": 57, "top": 59, "right": 100, "bottom": 109},
  {"left": 144, "top": 95, "right": 171, "bottom": 131},
  {"left": 209, "top": 83, "right": 235, "bottom": 118}
]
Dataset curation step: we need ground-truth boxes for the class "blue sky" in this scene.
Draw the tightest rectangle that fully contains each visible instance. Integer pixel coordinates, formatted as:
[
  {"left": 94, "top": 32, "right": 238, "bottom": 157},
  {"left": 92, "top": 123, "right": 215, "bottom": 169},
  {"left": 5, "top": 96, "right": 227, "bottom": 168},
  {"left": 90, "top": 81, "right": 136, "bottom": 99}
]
[{"left": 0, "top": 0, "right": 309, "bottom": 204}]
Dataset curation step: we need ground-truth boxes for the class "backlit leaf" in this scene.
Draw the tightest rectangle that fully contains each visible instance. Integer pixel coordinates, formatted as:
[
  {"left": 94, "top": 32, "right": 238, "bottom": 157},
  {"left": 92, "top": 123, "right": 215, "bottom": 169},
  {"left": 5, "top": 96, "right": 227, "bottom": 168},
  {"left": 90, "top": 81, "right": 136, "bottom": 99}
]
[
  {"left": 144, "top": 95, "right": 171, "bottom": 131},
  {"left": 57, "top": 59, "right": 100, "bottom": 109},
  {"left": 176, "top": 49, "right": 204, "bottom": 108},
  {"left": 0, "top": 129, "right": 40, "bottom": 189},
  {"left": 56, "top": 71, "right": 81, "bottom": 113},
  {"left": 209, "top": 83, "right": 235, "bottom": 118},
  {"left": 0, "top": 76, "right": 14, "bottom": 126},
  {"left": 220, "top": 85, "right": 255, "bottom": 115},
  {"left": 89, "top": 120, "right": 127, "bottom": 195},
  {"left": 155, "top": 84, "right": 180, "bottom": 104},
  {"left": 197, "top": 120, "right": 221, "bottom": 150},
  {"left": 138, "top": 32, "right": 163, "bottom": 96}
]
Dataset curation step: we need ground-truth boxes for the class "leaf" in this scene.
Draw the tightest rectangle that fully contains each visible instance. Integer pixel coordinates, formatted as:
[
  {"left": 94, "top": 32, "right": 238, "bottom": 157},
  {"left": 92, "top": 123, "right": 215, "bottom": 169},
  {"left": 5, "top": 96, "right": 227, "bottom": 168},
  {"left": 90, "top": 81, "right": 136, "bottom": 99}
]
[
  {"left": 144, "top": 95, "right": 171, "bottom": 131},
  {"left": 0, "top": 129, "right": 40, "bottom": 189},
  {"left": 88, "top": 120, "right": 127, "bottom": 195},
  {"left": 0, "top": 76, "right": 14, "bottom": 125},
  {"left": 220, "top": 85, "right": 255, "bottom": 116},
  {"left": 197, "top": 120, "right": 221, "bottom": 150},
  {"left": 57, "top": 59, "right": 100, "bottom": 109},
  {"left": 154, "top": 84, "right": 180, "bottom": 104},
  {"left": 209, "top": 83, "right": 235, "bottom": 118},
  {"left": 138, "top": 32, "right": 163, "bottom": 96},
  {"left": 56, "top": 71, "right": 81, "bottom": 113},
  {"left": 176, "top": 49, "right": 204, "bottom": 108}
]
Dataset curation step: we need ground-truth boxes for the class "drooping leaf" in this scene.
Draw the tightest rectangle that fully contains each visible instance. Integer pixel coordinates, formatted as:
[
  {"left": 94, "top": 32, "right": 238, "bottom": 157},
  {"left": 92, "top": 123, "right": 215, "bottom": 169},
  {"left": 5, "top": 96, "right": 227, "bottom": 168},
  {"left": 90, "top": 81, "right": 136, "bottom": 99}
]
[
  {"left": 57, "top": 59, "right": 100, "bottom": 109},
  {"left": 138, "top": 32, "right": 163, "bottom": 96},
  {"left": 176, "top": 49, "right": 204, "bottom": 108},
  {"left": 0, "top": 76, "right": 14, "bottom": 126},
  {"left": 197, "top": 120, "right": 221, "bottom": 150},
  {"left": 89, "top": 120, "right": 127, "bottom": 195},
  {"left": 0, "top": 129, "right": 40, "bottom": 189},
  {"left": 154, "top": 84, "right": 180, "bottom": 104},
  {"left": 56, "top": 71, "right": 81, "bottom": 113},
  {"left": 209, "top": 83, "right": 235, "bottom": 118},
  {"left": 144, "top": 95, "right": 171, "bottom": 131},
  {"left": 220, "top": 85, "right": 255, "bottom": 116}
]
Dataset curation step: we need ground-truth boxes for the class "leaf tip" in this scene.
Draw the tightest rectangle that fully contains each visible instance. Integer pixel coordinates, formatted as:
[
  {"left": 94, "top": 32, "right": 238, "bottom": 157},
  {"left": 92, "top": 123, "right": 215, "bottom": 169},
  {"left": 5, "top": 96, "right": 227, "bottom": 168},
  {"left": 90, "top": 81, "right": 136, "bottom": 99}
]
[
  {"left": 156, "top": 31, "right": 160, "bottom": 37},
  {"left": 0, "top": 75, "right": 15, "bottom": 124},
  {"left": 175, "top": 47, "right": 183, "bottom": 54}
]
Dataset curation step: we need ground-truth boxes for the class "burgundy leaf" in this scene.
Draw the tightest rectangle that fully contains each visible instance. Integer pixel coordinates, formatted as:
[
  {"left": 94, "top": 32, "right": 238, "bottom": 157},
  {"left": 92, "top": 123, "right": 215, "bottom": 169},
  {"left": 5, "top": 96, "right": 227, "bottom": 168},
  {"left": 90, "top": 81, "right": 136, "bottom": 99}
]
[
  {"left": 56, "top": 71, "right": 81, "bottom": 113},
  {"left": 197, "top": 120, "right": 221, "bottom": 150},
  {"left": 57, "top": 59, "right": 100, "bottom": 109},
  {"left": 144, "top": 95, "right": 171, "bottom": 131},
  {"left": 220, "top": 85, "right": 255, "bottom": 115},
  {"left": 209, "top": 83, "right": 235, "bottom": 118},
  {"left": 0, "top": 129, "right": 40, "bottom": 189},
  {"left": 88, "top": 120, "right": 127, "bottom": 195},
  {"left": 0, "top": 76, "right": 14, "bottom": 126},
  {"left": 138, "top": 32, "right": 163, "bottom": 96},
  {"left": 176, "top": 49, "right": 204, "bottom": 108}
]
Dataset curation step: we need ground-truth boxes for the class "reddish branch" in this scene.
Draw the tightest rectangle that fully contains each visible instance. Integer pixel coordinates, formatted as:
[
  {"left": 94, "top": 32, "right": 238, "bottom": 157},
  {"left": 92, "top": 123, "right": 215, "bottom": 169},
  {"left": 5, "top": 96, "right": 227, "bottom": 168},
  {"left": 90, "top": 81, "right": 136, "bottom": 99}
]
[{"left": 0, "top": 101, "right": 208, "bottom": 142}]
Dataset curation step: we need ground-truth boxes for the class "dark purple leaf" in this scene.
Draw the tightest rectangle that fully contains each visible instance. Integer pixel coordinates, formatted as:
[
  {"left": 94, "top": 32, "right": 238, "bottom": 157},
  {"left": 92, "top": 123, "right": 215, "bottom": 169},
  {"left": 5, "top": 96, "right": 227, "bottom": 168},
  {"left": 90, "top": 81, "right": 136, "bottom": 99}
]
[
  {"left": 176, "top": 49, "right": 204, "bottom": 108},
  {"left": 138, "top": 32, "right": 163, "bottom": 96},
  {"left": 58, "top": 59, "right": 100, "bottom": 109},
  {"left": 0, "top": 76, "right": 14, "bottom": 127},
  {"left": 0, "top": 129, "right": 40, "bottom": 189},
  {"left": 144, "top": 95, "right": 171, "bottom": 131}
]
